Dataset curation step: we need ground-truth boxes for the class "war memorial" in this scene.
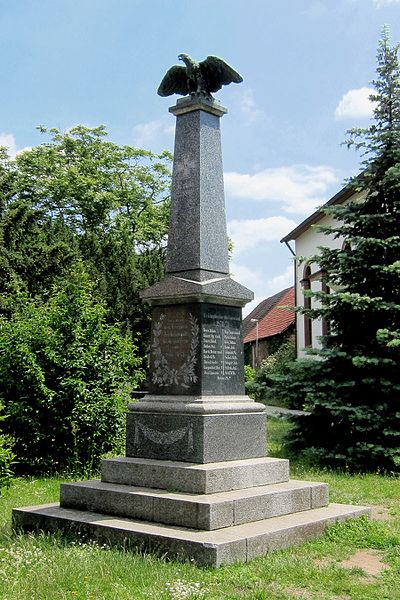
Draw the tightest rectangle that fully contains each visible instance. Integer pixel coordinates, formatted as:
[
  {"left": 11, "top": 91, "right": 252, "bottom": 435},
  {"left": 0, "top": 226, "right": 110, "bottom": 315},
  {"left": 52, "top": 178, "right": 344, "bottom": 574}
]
[{"left": 13, "top": 55, "right": 370, "bottom": 567}]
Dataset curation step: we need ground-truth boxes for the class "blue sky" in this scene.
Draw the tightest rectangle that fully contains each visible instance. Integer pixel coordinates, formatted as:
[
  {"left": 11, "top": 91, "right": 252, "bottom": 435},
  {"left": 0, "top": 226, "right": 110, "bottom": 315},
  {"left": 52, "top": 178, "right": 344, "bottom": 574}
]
[{"left": 1, "top": 0, "right": 400, "bottom": 315}]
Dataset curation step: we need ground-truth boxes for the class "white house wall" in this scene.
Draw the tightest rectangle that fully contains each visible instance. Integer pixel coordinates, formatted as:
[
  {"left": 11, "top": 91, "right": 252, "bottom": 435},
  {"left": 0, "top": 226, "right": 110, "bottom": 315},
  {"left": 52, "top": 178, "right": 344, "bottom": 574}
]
[
  {"left": 295, "top": 212, "right": 343, "bottom": 356},
  {"left": 294, "top": 190, "right": 366, "bottom": 356}
]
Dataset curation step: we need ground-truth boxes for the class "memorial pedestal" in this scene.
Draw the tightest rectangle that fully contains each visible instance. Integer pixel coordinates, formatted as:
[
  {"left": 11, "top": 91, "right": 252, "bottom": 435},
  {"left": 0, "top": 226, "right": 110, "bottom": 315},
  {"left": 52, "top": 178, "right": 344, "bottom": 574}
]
[
  {"left": 12, "top": 95, "right": 370, "bottom": 566},
  {"left": 126, "top": 298, "right": 267, "bottom": 463},
  {"left": 126, "top": 409, "right": 266, "bottom": 463}
]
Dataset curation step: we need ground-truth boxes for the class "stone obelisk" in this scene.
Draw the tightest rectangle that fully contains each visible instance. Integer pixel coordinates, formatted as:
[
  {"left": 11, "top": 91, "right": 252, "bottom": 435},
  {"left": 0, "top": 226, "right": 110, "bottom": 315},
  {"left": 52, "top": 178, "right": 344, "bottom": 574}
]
[{"left": 126, "top": 95, "right": 267, "bottom": 462}]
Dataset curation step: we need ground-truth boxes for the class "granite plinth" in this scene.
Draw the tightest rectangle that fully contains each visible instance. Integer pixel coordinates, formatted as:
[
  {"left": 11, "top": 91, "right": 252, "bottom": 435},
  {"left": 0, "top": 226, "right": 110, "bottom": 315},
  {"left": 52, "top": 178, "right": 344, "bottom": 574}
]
[
  {"left": 13, "top": 503, "right": 371, "bottom": 567},
  {"left": 126, "top": 410, "right": 266, "bottom": 463},
  {"left": 170, "top": 95, "right": 227, "bottom": 117},
  {"left": 100, "top": 456, "right": 290, "bottom": 494}
]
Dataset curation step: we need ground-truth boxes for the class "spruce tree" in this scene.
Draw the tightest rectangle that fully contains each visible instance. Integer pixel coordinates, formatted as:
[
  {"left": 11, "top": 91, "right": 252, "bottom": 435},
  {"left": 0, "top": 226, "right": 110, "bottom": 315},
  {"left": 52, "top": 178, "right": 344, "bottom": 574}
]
[{"left": 281, "top": 28, "right": 400, "bottom": 472}]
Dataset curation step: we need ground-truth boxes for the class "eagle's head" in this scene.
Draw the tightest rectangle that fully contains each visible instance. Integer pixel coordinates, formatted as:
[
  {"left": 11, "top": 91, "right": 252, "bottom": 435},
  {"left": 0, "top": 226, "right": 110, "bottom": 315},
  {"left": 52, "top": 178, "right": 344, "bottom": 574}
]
[{"left": 178, "top": 53, "right": 191, "bottom": 64}]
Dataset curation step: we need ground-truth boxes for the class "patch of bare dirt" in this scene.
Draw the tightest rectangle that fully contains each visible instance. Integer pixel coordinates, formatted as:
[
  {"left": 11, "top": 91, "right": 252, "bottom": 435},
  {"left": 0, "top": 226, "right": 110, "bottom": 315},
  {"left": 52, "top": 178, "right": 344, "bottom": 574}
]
[
  {"left": 370, "top": 505, "right": 394, "bottom": 521},
  {"left": 282, "top": 586, "right": 313, "bottom": 599},
  {"left": 313, "top": 557, "right": 331, "bottom": 568},
  {"left": 283, "top": 587, "right": 351, "bottom": 600},
  {"left": 339, "top": 549, "right": 389, "bottom": 579}
]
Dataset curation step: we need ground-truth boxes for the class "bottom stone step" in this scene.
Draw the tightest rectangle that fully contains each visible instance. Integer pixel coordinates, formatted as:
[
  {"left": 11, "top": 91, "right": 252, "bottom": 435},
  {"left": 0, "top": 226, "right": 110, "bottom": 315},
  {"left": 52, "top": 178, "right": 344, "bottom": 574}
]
[{"left": 13, "top": 503, "right": 370, "bottom": 567}]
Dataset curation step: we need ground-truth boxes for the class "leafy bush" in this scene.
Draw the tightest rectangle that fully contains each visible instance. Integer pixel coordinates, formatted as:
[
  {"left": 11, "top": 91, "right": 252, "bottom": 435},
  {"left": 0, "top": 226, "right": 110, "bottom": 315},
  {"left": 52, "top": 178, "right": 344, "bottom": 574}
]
[
  {"left": 0, "top": 437, "right": 15, "bottom": 493},
  {"left": 244, "top": 365, "right": 255, "bottom": 382},
  {"left": 274, "top": 352, "right": 400, "bottom": 472},
  {"left": 0, "top": 406, "right": 16, "bottom": 493},
  {"left": 0, "top": 264, "right": 145, "bottom": 475},
  {"left": 246, "top": 339, "right": 296, "bottom": 406},
  {"left": 261, "top": 339, "right": 296, "bottom": 376}
]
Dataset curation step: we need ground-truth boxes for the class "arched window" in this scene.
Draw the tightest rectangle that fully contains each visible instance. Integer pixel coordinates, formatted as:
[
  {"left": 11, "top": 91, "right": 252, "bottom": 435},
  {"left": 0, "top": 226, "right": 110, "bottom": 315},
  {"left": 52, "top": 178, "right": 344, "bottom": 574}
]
[
  {"left": 302, "top": 265, "right": 312, "bottom": 347},
  {"left": 342, "top": 241, "right": 351, "bottom": 252},
  {"left": 321, "top": 272, "right": 331, "bottom": 337}
]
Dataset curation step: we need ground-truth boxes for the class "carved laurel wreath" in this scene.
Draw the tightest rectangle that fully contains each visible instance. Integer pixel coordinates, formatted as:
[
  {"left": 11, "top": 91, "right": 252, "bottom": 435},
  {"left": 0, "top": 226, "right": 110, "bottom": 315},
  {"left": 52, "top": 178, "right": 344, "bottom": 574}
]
[
  {"left": 151, "top": 312, "right": 199, "bottom": 388},
  {"left": 133, "top": 421, "right": 194, "bottom": 453}
]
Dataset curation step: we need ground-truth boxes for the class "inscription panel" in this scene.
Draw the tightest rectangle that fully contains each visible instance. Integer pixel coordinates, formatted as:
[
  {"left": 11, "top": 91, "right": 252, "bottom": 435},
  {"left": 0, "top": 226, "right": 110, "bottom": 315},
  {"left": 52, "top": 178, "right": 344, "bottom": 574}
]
[{"left": 201, "top": 304, "right": 244, "bottom": 395}]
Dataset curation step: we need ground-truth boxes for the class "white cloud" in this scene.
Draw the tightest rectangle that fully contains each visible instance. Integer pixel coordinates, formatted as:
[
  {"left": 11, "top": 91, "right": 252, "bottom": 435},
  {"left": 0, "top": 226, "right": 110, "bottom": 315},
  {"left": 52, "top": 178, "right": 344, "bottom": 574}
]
[
  {"left": 132, "top": 118, "right": 174, "bottom": 150},
  {"left": 230, "top": 262, "right": 263, "bottom": 318},
  {"left": 373, "top": 0, "right": 400, "bottom": 7},
  {"left": 265, "top": 264, "right": 294, "bottom": 292},
  {"left": 0, "top": 133, "right": 18, "bottom": 158},
  {"left": 228, "top": 216, "right": 297, "bottom": 255},
  {"left": 224, "top": 164, "right": 338, "bottom": 215},
  {"left": 16, "top": 146, "right": 32, "bottom": 156},
  {"left": 0, "top": 133, "right": 33, "bottom": 158},
  {"left": 334, "top": 87, "right": 376, "bottom": 120},
  {"left": 238, "top": 88, "right": 265, "bottom": 123},
  {"left": 230, "top": 262, "right": 264, "bottom": 290}
]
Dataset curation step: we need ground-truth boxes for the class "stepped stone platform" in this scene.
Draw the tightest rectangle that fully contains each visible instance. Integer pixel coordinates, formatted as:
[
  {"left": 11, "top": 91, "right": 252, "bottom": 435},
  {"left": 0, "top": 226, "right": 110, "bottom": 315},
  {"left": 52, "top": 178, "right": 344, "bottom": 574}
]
[{"left": 12, "top": 456, "right": 370, "bottom": 566}]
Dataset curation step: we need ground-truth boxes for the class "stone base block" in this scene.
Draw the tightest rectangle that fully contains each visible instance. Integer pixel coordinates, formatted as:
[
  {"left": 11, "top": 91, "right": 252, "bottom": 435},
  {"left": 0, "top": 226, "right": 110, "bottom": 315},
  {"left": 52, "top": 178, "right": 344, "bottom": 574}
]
[
  {"left": 126, "top": 411, "right": 266, "bottom": 463},
  {"left": 60, "top": 479, "right": 329, "bottom": 530},
  {"left": 101, "top": 456, "right": 289, "bottom": 494},
  {"left": 12, "top": 503, "right": 371, "bottom": 568}
]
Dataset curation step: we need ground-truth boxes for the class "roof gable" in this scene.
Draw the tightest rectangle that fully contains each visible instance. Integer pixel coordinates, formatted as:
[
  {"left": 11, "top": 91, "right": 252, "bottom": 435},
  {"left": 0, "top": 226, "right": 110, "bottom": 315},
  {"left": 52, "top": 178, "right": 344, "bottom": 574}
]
[
  {"left": 280, "top": 181, "right": 355, "bottom": 243},
  {"left": 243, "top": 287, "right": 295, "bottom": 343}
]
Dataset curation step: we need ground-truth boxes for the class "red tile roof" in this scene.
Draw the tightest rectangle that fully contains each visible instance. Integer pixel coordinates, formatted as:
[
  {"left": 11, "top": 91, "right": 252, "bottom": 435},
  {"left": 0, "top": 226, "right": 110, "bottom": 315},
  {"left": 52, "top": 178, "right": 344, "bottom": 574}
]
[
  {"left": 242, "top": 288, "right": 286, "bottom": 339},
  {"left": 243, "top": 287, "right": 295, "bottom": 344}
]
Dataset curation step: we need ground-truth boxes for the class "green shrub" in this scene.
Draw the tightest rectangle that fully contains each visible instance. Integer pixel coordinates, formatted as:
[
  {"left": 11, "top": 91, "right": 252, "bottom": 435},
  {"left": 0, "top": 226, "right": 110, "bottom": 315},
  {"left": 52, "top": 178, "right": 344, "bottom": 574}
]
[
  {"left": 270, "top": 353, "right": 400, "bottom": 471},
  {"left": 261, "top": 339, "right": 296, "bottom": 376},
  {"left": 0, "top": 405, "right": 16, "bottom": 492},
  {"left": 0, "top": 264, "right": 145, "bottom": 475},
  {"left": 244, "top": 364, "right": 255, "bottom": 382},
  {"left": 0, "top": 437, "right": 15, "bottom": 493},
  {"left": 246, "top": 339, "right": 296, "bottom": 407}
]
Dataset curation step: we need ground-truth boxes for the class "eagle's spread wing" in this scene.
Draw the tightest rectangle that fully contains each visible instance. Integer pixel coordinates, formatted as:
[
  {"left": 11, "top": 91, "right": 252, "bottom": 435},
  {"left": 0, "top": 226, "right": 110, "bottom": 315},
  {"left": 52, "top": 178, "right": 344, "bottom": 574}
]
[
  {"left": 199, "top": 56, "right": 243, "bottom": 94},
  {"left": 157, "top": 65, "right": 188, "bottom": 97}
]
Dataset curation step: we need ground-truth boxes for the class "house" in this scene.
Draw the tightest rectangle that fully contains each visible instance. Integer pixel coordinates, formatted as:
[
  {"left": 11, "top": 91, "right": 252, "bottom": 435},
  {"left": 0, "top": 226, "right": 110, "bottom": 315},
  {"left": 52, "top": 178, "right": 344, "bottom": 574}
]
[
  {"left": 243, "top": 287, "right": 295, "bottom": 367},
  {"left": 280, "top": 181, "right": 365, "bottom": 356}
]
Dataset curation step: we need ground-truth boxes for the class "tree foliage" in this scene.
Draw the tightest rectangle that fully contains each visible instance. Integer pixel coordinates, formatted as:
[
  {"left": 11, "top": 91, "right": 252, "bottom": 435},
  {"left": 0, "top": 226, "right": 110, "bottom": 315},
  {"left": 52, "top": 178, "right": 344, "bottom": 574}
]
[
  {"left": 246, "top": 339, "right": 296, "bottom": 406},
  {"left": 278, "top": 29, "right": 400, "bottom": 472},
  {"left": 0, "top": 125, "right": 171, "bottom": 345},
  {"left": 0, "top": 126, "right": 171, "bottom": 474},
  {"left": 0, "top": 265, "right": 145, "bottom": 474},
  {"left": 0, "top": 404, "right": 15, "bottom": 492}
]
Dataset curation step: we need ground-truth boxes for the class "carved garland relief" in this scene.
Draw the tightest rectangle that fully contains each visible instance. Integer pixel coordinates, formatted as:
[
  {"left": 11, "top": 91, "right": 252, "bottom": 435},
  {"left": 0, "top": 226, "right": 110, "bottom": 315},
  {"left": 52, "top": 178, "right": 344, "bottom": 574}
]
[{"left": 151, "top": 312, "right": 199, "bottom": 388}]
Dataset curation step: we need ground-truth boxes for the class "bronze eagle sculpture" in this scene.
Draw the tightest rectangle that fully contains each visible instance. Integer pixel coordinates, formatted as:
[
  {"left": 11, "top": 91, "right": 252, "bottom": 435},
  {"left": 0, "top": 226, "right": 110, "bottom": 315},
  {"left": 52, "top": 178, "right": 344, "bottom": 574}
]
[{"left": 157, "top": 54, "right": 243, "bottom": 98}]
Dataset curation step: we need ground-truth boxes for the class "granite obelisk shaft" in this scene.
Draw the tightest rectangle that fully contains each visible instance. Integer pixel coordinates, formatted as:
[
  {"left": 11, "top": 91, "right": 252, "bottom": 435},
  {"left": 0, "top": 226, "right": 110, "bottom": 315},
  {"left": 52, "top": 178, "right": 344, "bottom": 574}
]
[{"left": 166, "top": 100, "right": 229, "bottom": 276}]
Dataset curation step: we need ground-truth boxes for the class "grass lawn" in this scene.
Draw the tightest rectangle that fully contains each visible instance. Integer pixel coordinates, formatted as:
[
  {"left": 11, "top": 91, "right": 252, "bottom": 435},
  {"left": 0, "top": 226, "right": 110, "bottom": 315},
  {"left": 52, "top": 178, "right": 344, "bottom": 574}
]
[{"left": 0, "top": 418, "right": 399, "bottom": 599}]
